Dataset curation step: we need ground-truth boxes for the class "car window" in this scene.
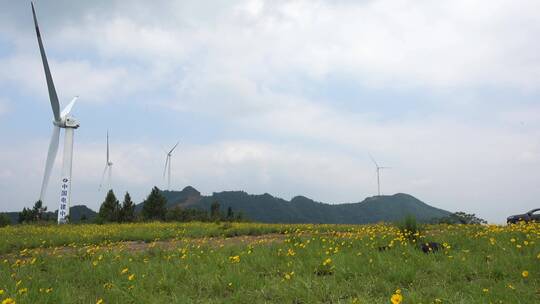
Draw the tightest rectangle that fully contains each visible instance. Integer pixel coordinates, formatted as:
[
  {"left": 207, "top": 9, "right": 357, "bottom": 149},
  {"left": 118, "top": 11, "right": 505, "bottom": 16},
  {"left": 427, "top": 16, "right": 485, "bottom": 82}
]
[{"left": 529, "top": 209, "right": 540, "bottom": 215}]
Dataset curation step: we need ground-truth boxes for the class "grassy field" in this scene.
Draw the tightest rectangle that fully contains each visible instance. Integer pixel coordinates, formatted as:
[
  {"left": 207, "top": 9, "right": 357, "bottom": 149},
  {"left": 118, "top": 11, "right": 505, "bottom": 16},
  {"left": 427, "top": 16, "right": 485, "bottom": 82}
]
[{"left": 0, "top": 222, "right": 538, "bottom": 303}]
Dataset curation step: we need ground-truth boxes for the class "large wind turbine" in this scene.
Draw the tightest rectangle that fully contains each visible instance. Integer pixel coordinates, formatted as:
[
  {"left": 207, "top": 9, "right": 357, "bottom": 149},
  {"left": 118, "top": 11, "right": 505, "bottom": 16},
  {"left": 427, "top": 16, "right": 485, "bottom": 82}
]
[
  {"left": 99, "top": 131, "right": 113, "bottom": 191},
  {"left": 369, "top": 154, "right": 390, "bottom": 196},
  {"left": 163, "top": 142, "right": 180, "bottom": 190},
  {"left": 33, "top": 2, "right": 80, "bottom": 224}
]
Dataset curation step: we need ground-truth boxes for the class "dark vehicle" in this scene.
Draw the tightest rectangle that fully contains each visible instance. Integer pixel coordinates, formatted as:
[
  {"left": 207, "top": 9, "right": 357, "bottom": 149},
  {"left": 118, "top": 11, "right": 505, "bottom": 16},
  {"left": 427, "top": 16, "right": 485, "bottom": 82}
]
[{"left": 507, "top": 209, "right": 540, "bottom": 224}]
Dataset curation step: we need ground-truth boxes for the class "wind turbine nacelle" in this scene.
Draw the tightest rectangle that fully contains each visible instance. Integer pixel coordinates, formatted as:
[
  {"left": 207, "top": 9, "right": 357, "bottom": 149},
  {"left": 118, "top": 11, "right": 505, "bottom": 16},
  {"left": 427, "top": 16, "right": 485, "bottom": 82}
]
[
  {"left": 65, "top": 117, "right": 79, "bottom": 128},
  {"left": 54, "top": 117, "right": 80, "bottom": 128}
]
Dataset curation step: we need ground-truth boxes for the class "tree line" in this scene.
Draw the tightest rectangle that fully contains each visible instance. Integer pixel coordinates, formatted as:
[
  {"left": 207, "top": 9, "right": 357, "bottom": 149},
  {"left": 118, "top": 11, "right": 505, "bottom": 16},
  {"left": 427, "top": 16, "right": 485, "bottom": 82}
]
[
  {"left": 97, "top": 187, "right": 244, "bottom": 223},
  {"left": 0, "top": 186, "right": 245, "bottom": 226}
]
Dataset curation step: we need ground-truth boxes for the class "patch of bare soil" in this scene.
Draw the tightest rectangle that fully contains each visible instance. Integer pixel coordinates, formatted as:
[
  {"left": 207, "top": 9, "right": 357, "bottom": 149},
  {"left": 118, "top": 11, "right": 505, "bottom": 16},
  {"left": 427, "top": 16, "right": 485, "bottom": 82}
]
[
  {"left": 3, "top": 233, "right": 288, "bottom": 259},
  {"left": 120, "top": 233, "right": 286, "bottom": 252}
]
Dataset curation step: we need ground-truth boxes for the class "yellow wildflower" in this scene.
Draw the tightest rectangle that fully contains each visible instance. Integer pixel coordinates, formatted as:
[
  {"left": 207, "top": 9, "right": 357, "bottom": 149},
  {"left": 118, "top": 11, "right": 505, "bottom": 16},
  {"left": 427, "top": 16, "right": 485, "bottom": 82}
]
[
  {"left": 229, "top": 255, "right": 240, "bottom": 263},
  {"left": 128, "top": 274, "right": 135, "bottom": 281},
  {"left": 1, "top": 298, "right": 15, "bottom": 304},
  {"left": 322, "top": 258, "right": 332, "bottom": 266},
  {"left": 522, "top": 270, "right": 529, "bottom": 278},
  {"left": 284, "top": 271, "right": 294, "bottom": 280},
  {"left": 390, "top": 289, "right": 403, "bottom": 304},
  {"left": 96, "top": 299, "right": 104, "bottom": 304},
  {"left": 103, "top": 283, "right": 114, "bottom": 289},
  {"left": 121, "top": 268, "right": 128, "bottom": 274}
]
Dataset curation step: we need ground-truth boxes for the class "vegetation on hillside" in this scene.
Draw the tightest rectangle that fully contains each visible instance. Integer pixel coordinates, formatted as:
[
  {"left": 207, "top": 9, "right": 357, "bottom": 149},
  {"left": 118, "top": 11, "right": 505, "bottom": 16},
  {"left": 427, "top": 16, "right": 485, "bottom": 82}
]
[
  {"left": 436, "top": 211, "right": 488, "bottom": 225},
  {"left": 162, "top": 187, "right": 452, "bottom": 224},
  {"left": 3, "top": 186, "right": 455, "bottom": 225}
]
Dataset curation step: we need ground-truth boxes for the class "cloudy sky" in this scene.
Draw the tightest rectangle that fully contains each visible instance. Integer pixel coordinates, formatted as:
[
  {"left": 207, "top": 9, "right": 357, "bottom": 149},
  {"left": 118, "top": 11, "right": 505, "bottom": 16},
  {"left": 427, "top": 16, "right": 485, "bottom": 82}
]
[{"left": 1, "top": 0, "right": 539, "bottom": 222}]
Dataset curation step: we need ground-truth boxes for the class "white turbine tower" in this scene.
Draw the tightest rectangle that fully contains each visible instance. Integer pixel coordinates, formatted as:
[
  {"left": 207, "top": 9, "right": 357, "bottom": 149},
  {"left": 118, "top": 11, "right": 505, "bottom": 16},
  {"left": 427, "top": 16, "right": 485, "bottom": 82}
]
[
  {"left": 163, "top": 142, "right": 180, "bottom": 190},
  {"left": 33, "top": 2, "right": 80, "bottom": 224},
  {"left": 99, "top": 131, "right": 113, "bottom": 191},
  {"left": 369, "top": 154, "right": 390, "bottom": 196}
]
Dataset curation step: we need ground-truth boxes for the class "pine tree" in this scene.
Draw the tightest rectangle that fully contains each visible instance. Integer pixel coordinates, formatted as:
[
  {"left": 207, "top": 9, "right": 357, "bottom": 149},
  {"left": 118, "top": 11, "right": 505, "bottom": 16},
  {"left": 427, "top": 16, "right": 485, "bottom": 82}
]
[
  {"left": 18, "top": 200, "right": 48, "bottom": 223},
  {"left": 99, "top": 190, "right": 120, "bottom": 222},
  {"left": 226, "top": 207, "right": 234, "bottom": 221},
  {"left": 210, "top": 201, "right": 221, "bottom": 220},
  {"left": 31, "top": 200, "right": 47, "bottom": 221},
  {"left": 18, "top": 207, "right": 31, "bottom": 223},
  {"left": 141, "top": 187, "right": 167, "bottom": 221},
  {"left": 120, "top": 192, "right": 135, "bottom": 222}
]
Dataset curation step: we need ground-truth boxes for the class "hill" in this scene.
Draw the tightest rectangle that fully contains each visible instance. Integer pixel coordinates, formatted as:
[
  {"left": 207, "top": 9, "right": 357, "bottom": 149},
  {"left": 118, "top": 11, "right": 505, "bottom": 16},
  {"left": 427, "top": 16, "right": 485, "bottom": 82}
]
[
  {"left": 2, "top": 187, "right": 450, "bottom": 224},
  {"left": 160, "top": 186, "right": 451, "bottom": 224}
]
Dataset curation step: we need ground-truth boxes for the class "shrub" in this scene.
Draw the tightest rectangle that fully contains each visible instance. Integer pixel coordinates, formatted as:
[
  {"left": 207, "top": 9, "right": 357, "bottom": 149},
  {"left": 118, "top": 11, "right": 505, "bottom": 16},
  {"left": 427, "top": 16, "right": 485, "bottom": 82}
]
[
  {"left": 397, "top": 215, "right": 422, "bottom": 242},
  {"left": 0, "top": 213, "right": 11, "bottom": 227},
  {"left": 436, "top": 212, "right": 487, "bottom": 225}
]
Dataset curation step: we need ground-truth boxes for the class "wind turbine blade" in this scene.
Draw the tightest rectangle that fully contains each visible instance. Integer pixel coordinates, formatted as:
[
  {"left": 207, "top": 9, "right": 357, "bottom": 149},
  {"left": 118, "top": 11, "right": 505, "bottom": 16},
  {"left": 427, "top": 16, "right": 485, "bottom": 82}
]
[
  {"left": 169, "top": 141, "right": 180, "bottom": 154},
  {"left": 368, "top": 153, "right": 379, "bottom": 167},
  {"left": 39, "top": 126, "right": 60, "bottom": 200},
  {"left": 106, "top": 130, "right": 109, "bottom": 163},
  {"left": 99, "top": 164, "right": 108, "bottom": 190},
  {"left": 163, "top": 156, "right": 169, "bottom": 178},
  {"left": 60, "top": 96, "right": 78, "bottom": 118},
  {"left": 31, "top": 2, "right": 61, "bottom": 123}
]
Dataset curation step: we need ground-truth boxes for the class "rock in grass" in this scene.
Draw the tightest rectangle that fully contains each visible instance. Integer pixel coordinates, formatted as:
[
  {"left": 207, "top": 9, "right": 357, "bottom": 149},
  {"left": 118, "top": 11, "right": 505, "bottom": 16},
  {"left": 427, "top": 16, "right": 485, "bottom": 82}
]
[{"left": 419, "top": 242, "right": 442, "bottom": 254}]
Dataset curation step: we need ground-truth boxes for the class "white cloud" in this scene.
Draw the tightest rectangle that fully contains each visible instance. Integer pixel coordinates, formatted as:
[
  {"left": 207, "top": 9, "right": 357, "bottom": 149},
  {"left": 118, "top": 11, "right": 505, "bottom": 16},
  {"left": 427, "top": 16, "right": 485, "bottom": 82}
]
[
  {"left": 1, "top": 0, "right": 540, "bottom": 223},
  {"left": 0, "top": 55, "right": 145, "bottom": 104},
  {"left": 6, "top": 0, "right": 538, "bottom": 92},
  {"left": 1, "top": 120, "right": 539, "bottom": 223}
]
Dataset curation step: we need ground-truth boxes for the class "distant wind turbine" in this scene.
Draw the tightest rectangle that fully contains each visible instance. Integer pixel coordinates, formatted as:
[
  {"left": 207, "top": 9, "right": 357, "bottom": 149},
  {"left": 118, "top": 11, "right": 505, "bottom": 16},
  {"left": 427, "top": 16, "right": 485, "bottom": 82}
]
[
  {"left": 369, "top": 154, "right": 390, "bottom": 196},
  {"left": 99, "top": 131, "right": 113, "bottom": 191},
  {"left": 163, "top": 141, "right": 180, "bottom": 190},
  {"left": 33, "top": 2, "right": 80, "bottom": 224}
]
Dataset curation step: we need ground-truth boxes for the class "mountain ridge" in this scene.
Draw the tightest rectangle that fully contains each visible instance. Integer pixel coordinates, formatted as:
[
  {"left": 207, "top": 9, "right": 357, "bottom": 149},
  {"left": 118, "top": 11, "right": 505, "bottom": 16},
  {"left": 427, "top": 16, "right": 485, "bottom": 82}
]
[
  {"left": 160, "top": 186, "right": 451, "bottom": 224},
  {"left": 2, "top": 187, "right": 452, "bottom": 224}
]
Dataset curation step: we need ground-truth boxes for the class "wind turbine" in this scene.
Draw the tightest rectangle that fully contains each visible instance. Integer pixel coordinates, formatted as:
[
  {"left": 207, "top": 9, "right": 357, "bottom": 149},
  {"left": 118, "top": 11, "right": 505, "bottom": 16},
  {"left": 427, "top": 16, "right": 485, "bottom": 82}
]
[
  {"left": 369, "top": 154, "right": 390, "bottom": 196},
  {"left": 163, "top": 141, "right": 180, "bottom": 190},
  {"left": 32, "top": 2, "right": 80, "bottom": 224},
  {"left": 99, "top": 131, "right": 113, "bottom": 191}
]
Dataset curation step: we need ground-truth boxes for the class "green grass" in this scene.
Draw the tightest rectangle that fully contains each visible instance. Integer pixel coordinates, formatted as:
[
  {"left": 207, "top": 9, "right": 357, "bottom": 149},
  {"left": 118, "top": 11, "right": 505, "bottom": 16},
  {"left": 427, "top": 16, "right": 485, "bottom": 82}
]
[
  {"left": 0, "top": 222, "right": 538, "bottom": 303},
  {"left": 0, "top": 222, "right": 359, "bottom": 255}
]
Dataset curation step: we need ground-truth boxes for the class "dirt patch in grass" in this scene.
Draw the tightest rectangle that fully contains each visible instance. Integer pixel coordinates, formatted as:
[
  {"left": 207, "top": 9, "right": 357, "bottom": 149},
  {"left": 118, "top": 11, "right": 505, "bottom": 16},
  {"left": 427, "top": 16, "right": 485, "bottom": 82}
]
[
  {"left": 121, "top": 233, "right": 286, "bottom": 251},
  {"left": 2, "top": 233, "right": 288, "bottom": 259}
]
